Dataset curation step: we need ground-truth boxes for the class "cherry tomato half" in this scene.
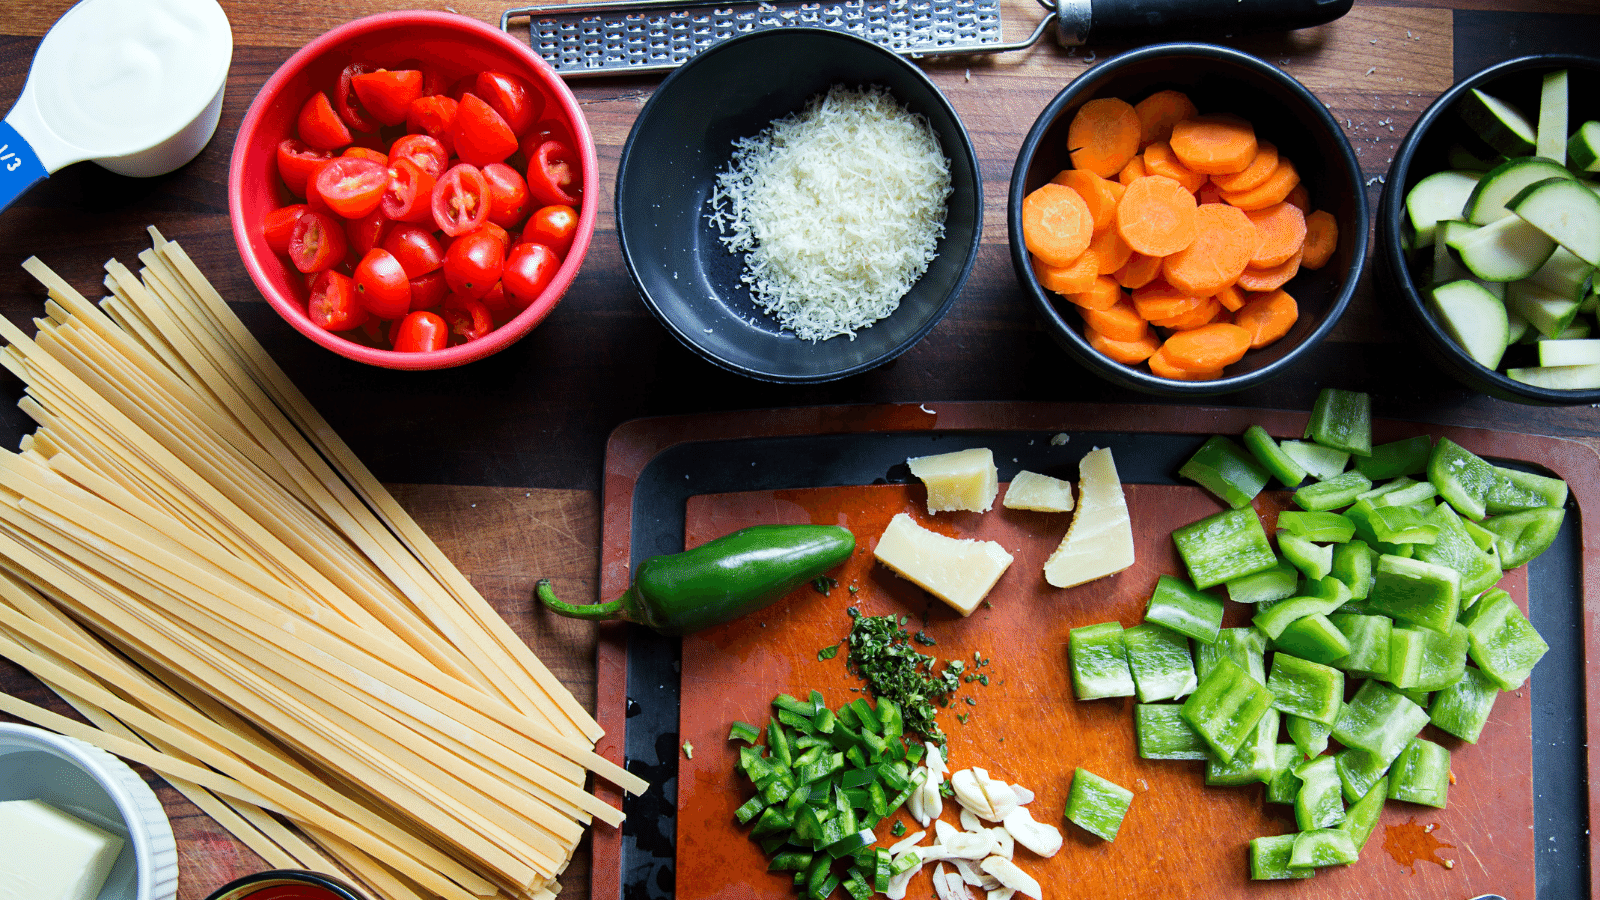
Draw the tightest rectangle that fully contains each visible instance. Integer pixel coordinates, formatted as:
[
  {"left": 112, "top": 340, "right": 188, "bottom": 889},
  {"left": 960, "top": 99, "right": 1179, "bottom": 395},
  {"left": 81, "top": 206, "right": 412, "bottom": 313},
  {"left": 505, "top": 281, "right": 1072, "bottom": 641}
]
[
  {"left": 334, "top": 63, "right": 378, "bottom": 133},
  {"left": 409, "top": 269, "right": 449, "bottom": 310},
  {"left": 341, "top": 145, "right": 388, "bottom": 166},
  {"left": 263, "top": 203, "right": 309, "bottom": 255},
  {"left": 296, "top": 91, "right": 353, "bottom": 151},
  {"left": 351, "top": 68, "right": 423, "bottom": 127},
  {"left": 380, "top": 158, "right": 437, "bottom": 224},
  {"left": 308, "top": 270, "right": 368, "bottom": 332},
  {"left": 443, "top": 230, "right": 505, "bottom": 300},
  {"left": 288, "top": 210, "right": 348, "bottom": 273},
  {"left": 502, "top": 241, "right": 560, "bottom": 309},
  {"left": 441, "top": 294, "right": 494, "bottom": 343},
  {"left": 353, "top": 248, "right": 412, "bottom": 320},
  {"left": 474, "top": 71, "right": 543, "bottom": 137},
  {"left": 383, "top": 223, "right": 445, "bottom": 278},
  {"left": 451, "top": 93, "right": 519, "bottom": 167},
  {"left": 431, "top": 163, "right": 491, "bottom": 237},
  {"left": 388, "top": 133, "right": 449, "bottom": 179},
  {"left": 483, "top": 163, "right": 530, "bottom": 229},
  {"left": 524, "top": 204, "right": 578, "bottom": 256},
  {"left": 407, "top": 95, "right": 458, "bottom": 150},
  {"left": 314, "top": 156, "right": 388, "bottom": 220},
  {"left": 527, "top": 139, "right": 580, "bottom": 206},
  {"left": 392, "top": 310, "right": 450, "bottom": 352},
  {"left": 345, "top": 207, "right": 392, "bottom": 257},
  {"left": 276, "top": 139, "right": 333, "bottom": 197}
]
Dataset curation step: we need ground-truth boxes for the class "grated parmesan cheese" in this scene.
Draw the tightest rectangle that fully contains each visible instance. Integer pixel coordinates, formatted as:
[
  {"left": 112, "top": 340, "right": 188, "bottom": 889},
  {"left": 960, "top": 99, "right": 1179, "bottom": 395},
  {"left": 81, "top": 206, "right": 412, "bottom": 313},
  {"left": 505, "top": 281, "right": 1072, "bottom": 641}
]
[{"left": 708, "top": 84, "right": 952, "bottom": 341}]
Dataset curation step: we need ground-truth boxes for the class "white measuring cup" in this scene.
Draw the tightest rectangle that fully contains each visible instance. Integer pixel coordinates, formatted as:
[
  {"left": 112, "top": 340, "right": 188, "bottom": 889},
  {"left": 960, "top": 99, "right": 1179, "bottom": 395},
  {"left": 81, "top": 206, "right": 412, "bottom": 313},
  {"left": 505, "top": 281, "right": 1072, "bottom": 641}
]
[{"left": 0, "top": 0, "right": 232, "bottom": 214}]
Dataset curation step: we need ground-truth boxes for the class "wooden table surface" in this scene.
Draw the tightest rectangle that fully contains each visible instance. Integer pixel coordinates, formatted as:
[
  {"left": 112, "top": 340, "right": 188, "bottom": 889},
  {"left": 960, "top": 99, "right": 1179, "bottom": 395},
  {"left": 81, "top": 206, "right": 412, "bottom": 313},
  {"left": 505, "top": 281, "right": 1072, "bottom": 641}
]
[{"left": 0, "top": 0, "right": 1597, "bottom": 898}]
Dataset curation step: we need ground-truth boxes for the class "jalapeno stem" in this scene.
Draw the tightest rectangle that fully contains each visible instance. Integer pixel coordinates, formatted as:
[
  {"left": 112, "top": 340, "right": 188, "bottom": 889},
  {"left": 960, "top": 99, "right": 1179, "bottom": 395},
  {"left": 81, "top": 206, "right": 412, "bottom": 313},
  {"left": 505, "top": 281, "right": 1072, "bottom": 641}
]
[{"left": 535, "top": 579, "right": 632, "bottom": 622}]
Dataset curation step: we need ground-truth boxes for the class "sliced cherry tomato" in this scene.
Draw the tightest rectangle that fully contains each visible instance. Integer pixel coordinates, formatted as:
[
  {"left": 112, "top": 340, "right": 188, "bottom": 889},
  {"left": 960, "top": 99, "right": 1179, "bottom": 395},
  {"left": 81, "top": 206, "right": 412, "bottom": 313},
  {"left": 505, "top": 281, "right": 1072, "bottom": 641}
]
[
  {"left": 380, "top": 158, "right": 437, "bottom": 224},
  {"left": 502, "top": 241, "right": 560, "bottom": 309},
  {"left": 524, "top": 204, "right": 578, "bottom": 256},
  {"left": 483, "top": 163, "right": 531, "bottom": 229},
  {"left": 442, "top": 230, "right": 505, "bottom": 300},
  {"left": 302, "top": 159, "right": 335, "bottom": 214},
  {"left": 518, "top": 119, "right": 575, "bottom": 165},
  {"left": 353, "top": 248, "right": 412, "bottom": 320},
  {"left": 351, "top": 68, "right": 423, "bottom": 127},
  {"left": 478, "top": 280, "right": 510, "bottom": 314},
  {"left": 263, "top": 203, "right": 309, "bottom": 256},
  {"left": 308, "top": 270, "right": 368, "bottom": 332},
  {"left": 288, "top": 210, "right": 348, "bottom": 273},
  {"left": 334, "top": 63, "right": 378, "bottom": 133},
  {"left": 383, "top": 223, "right": 445, "bottom": 277},
  {"left": 451, "top": 93, "right": 519, "bottom": 167},
  {"left": 527, "top": 139, "right": 580, "bottom": 206},
  {"left": 441, "top": 294, "right": 494, "bottom": 343},
  {"left": 474, "top": 71, "right": 543, "bottom": 137},
  {"left": 409, "top": 269, "right": 449, "bottom": 310},
  {"left": 313, "top": 157, "right": 388, "bottom": 220},
  {"left": 388, "top": 133, "right": 449, "bottom": 179},
  {"left": 392, "top": 310, "right": 449, "bottom": 352},
  {"left": 276, "top": 139, "right": 333, "bottom": 197},
  {"left": 476, "top": 220, "right": 510, "bottom": 248},
  {"left": 431, "top": 163, "right": 491, "bottom": 237},
  {"left": 345, "top": 208, "right": 392, "bottom": 257},
  {"left": 296, "top": 91, "right": 353, "bottom": 151},
  {"left": 406, "top": 95, "right": 458, "bottom": 150},
  {"left": 342, "top": 146, "right": 388, "bottom": 166}
]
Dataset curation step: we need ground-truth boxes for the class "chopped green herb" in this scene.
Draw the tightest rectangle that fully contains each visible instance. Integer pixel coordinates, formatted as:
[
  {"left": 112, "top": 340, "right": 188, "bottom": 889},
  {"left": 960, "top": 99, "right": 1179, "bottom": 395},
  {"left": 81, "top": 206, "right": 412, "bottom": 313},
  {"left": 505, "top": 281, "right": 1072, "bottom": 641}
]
[
  {"left": 913, "top": 631, "right": 937, "bottom": 646},
  {"left": 844, "top": 612, "right": 966, "bottom": 746},
  {"left": 964, "top": 696, "right": 978, "bottom": 706},
  {"left": 682, "top": 740, "right": 694, "bottom": 759},
  {"left": 848, "top": 584, "right": 859, "bottom": 594},
  {"left": 957, "top": 712, "right": 971, "bottom": 724},
  {"left": 891, "top": 820, "right": 907, "bottom": 837},
  {"left": 939, "top": 781, "right": 954, "bottom": 798},
  {"left": 979, "top": 674, "right": 990, "bottom": 686},
  {"left": 812, "top": 575, "right": 838, "bottom": 595},
  {"left": 817, "top": 643, "right": 840, "bottom": 661}
]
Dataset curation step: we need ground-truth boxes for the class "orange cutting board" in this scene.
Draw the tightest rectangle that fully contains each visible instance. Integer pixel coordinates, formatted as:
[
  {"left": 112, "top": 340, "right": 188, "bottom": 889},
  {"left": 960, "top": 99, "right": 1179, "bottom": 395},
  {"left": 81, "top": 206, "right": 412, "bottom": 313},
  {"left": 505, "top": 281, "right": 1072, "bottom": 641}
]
[{"left": 674, "top": 482, "right": 1531, "bottom": 900}]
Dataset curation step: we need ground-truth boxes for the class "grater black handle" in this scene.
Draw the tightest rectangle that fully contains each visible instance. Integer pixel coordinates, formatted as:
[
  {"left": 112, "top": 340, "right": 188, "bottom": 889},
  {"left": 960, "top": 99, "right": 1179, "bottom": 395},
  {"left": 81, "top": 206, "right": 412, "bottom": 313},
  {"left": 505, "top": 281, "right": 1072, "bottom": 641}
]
[{"left": 1055, "top": 0, "right": 1354, "bottom": 45}]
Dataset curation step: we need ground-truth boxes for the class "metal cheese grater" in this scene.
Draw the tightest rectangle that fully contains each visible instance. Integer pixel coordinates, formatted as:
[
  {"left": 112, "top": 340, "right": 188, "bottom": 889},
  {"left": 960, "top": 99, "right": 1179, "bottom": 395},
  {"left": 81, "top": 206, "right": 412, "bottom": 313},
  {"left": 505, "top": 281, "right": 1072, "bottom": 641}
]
[{"left": 500, "top": 0, "right": 1352, "bottom": 79}]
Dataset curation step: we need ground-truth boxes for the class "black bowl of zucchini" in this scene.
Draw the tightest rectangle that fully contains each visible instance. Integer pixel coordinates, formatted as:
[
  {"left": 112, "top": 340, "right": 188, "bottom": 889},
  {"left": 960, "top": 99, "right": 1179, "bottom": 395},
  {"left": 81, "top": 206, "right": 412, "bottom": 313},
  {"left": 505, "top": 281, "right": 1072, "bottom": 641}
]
[{"left": 1379, "top": 54, "right": 1600, "bottom": 404}]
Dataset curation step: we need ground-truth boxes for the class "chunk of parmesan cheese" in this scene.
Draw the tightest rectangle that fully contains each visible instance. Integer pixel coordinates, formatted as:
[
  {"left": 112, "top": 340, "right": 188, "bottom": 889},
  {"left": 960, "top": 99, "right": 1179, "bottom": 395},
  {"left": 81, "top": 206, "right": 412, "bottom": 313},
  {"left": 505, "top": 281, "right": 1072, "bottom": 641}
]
[
  {"left": 707, "top": 84, "right": 952, "bottom": 342},
  {"left": 909, "top": 447, "right": 999, "bottom": 513},
  {"left": 1001, "top": 470, "right": 1075, "bottom": 512},
  {"left": 874, "top": 513, "right": 1013, "bottom": 615},
  {"left": 1043, "top": 447, "right": 1135, "bottom": 588}
]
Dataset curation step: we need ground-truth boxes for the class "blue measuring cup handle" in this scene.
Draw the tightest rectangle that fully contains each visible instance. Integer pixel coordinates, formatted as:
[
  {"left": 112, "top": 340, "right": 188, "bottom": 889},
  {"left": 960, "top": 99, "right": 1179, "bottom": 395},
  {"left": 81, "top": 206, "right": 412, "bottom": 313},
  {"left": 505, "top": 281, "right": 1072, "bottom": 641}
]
[{"left": 0, "top": 120, "right": 50, "bottom": 215}]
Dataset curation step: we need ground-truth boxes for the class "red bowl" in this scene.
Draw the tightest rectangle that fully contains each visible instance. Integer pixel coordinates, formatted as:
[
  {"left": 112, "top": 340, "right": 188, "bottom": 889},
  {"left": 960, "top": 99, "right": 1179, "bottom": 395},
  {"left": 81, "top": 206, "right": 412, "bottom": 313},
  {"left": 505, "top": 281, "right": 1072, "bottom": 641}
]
[{"left": 228, "top": 11, "right": 597, "bottom": 370}]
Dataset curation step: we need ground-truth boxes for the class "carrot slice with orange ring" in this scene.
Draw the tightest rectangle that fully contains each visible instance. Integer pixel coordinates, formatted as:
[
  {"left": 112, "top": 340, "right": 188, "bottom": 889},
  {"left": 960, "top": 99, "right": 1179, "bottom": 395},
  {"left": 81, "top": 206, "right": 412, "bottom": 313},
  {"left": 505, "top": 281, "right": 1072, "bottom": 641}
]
[
  {"left": 1022, "top": 183, "right": 1095, "bottom": 267},
  {"left": 1234, "top": 288, "right": 1299, "bottom": 349},
  {"left": 1116, "top": 176, "right": 1198, "bottom": 256},
  {"left": 1068, "top": 97, "right": 1142, "bottom": 178},
  {"left": 1302, "top": 209, "right": 1339, "bottom": 270},
  {"left": 1160, "top": 203, "right": 1261, "bottom": 297},
  {"left": 1170, "top": 114, "right": 1259, "bottom": 175}
]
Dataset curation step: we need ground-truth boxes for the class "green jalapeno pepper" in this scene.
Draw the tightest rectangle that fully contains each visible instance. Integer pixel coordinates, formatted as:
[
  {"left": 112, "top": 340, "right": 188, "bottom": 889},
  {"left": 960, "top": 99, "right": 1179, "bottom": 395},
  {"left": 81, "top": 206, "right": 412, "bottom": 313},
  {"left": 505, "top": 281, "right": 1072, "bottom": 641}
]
[{"left": 535, "top": 524, "right": 855, "bottom": 635}]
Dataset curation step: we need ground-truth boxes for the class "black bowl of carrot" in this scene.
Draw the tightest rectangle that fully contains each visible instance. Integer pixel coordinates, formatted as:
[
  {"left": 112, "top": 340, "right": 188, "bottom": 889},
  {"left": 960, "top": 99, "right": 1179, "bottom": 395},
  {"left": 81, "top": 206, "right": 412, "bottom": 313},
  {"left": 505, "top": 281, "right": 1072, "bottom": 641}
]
[{"left": 1008, "top": 42, "right": 1367, "bottom": 396}]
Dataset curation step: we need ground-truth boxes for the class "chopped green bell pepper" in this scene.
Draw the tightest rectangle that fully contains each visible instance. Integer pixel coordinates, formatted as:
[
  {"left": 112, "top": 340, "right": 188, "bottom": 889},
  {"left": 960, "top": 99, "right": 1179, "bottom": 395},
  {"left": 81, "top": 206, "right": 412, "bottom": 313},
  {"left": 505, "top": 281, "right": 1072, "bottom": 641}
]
[
  {"left": 1264, "top": 744, "right": 1305, "bottom": 804},
  {"left": 1480, "top": 506, "right": 1566, "bottom": 569},
  {"left": 1293, "top": 755, "right": 1348, "bottom": 830},
  {"left": 1180, "top": 435, "right": 1271, "bottom": 509},
  {"left": 1243, "top": 425, "right": 1308, "bottom": 487},
  {"left": 1278, "top": 510, "right": 1358, "bottom": 543},
  {"left": 1174, "top": 507, "right": 1279, "bottom": 589},
  {"left": 1294, "top": 470, "right": 1374, "bottom": 512},
  {"left": 1144, "top": 574, "right": 1224, "bottom": 644},
  {"left": 1286, "top": 713, "right": 1332, "bottom": 759},
  {"left": 1124, "top": 623, "right": 1199, "bottom": 702},
  {"left": 1274, "top": 613, "right": 1352, "bottom": 666},
  {"left": 1305, "top": 387, "right": 1372, "bottom": 457},
  {"left": 1278, "top": 530, "right": 1333, "bottom": 581},
  {"left": 1250, "top": 834, "right": 1316, "bottom": 880},
  {"left": 1388, "top": 737, "right": 1451, "bottom": 808},
  {"left": 1290, "top": 828, "right": 1360, "bottom": 868},
  {"left": 1328, "top": 612, "right": 1394, "bottom": 678},
  {"left": 1428, "top": 666, "right": 1500, "bottom": 743},
  {"left": 1338, "top": 782, "right": 1388, "bottom": 852},
  {"left": 1330, "top": 540, "right": 1378, "bottom": 599},
  {"left": 1196, "top": 626, "right": 1269, "bottom": 683},
  {"left": 1066, "top": 767, "right": 1134, "bottom": 841},
  {"left": 1267, "top": 653, "right": 1345, "bottom": 725},
  {"left": 1413, "top": 502, "right": 1502, "bottom": 596},
  {"left": 1206, "top": 708, "right": 1280, "bottom": 786},
  {"left": 1429, "top": 438, "right": 1496, "bottom": 521},
  {"left": 1484, "top": 464, "right": 1568, "bottom": 514},
  {"left": 1332, "top": 679, "right": 1430, "bottom": 759},
  {"left": 1227, "top": 560, "right": 1301, "bottom": 606},
  {"left": 1366, "top": 554, "right": 1462, "bottom": 633},
  {"left": 1181, "top": 655, "right": 1275, "bottom": 763},
  {"left": 1135, "top": 703, "right": 1209, "bottom": 760},
  {"left": 1460, "top": 590, "right": 1549, "bottom": 690},
  {"left": 1070, "top": 621, "right": 1136, "bottom": 700},
  {"left": 1388, "top": 622, "right": 1469, "bottom": 692},
  {"left": 1281, "top": 439, "right": 1350, "bottom": 480},
  {"left": 1355, "top": 435, "right": 1433, "bottom": 480}
]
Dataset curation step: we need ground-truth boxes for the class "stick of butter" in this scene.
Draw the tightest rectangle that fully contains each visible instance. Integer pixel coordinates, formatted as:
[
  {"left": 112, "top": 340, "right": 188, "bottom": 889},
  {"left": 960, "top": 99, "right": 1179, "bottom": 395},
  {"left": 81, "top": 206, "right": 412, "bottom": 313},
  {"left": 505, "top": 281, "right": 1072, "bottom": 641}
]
[
  {"left": 0, "top": 799, "right": 125, "bottom": 900},
  {"left": 873, "top": 513, "right": 1013, "bottom": 615}
]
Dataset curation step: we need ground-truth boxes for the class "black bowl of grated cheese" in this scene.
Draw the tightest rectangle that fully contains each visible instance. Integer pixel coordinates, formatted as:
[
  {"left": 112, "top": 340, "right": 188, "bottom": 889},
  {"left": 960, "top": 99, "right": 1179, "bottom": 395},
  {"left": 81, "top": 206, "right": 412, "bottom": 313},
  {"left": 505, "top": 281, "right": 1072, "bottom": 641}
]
[{"left": 616, "top": 27, "right": 983, "bottom": 383}]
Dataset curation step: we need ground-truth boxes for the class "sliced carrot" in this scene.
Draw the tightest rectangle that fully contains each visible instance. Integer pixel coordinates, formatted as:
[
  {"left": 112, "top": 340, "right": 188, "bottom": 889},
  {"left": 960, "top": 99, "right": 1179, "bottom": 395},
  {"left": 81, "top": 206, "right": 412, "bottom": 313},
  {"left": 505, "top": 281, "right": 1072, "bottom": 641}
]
[
  {"left": 1148, "top": 344, "right": 1224, "bottom": 381},
  {"left": 1132, "top": 280, "right": 1206, "bottom": 321},
  {"left": 1169, "top": 114, "right": 1258, "bottom": 175},
  {"left": 1082, "top": 225, "right": 1134, "bottom": 275},
  {"left": 1141, "top": 140, "right": 1207, "bottom": 193},
  {"left": 1117, "top": 155, "right": 1147, "bottom": 186},
  {"left": 1210, "top": 141, "right": 1280, "bottom": 193},
  {"left": 1285, "top": 183, "right": 1311, "bottom": 212},
  {"left": 1114, "top": 252, "right": 1163, "bottom": 290},
  {"left": 1065, "top": 275, "right": 1123, "bottom": 311},
  {"left": 1051, "top": 169, "right": 1123, "bottom": 232},
  {"left": 1034, "top": 252, "right": 1099, "bottom": 296},
  {"left": 1160, "top": 203, "right": 1261, "bottom": 297},
  {"left": 1302, "top": 209, "right": 1339, "bottom": 270},
  {"left": 1087, "top": 324, "right": 1161, "bottom": 364},
  {"left": 1134, "top": 90, "right": 1198, "bottom": 147},
  {"left": 1115, "top": 176, "right": 1198, "bottom": 257},
  {"left": 1022, "top": 183, "right": 1094, "bottom": 267},
  {"left": 1220, "top": 158, "right": 1299, "bottom": 211},
  {"left": 1080, "top": 297, "right": 1150, "bottom": 342},
  {"left": 1234, "top": 288, "right": 1299, "bottom": 349},
  {"left": 1150, "top": 295, "right": 1223, "bottom": 331},
  {"left": 1161, "top": 322, "right": 1252, "bottom": 370},
  {"left": 1214, "top": 283, "right": 1248, "bottom": 313},
  {"left": 1235, "top": 247, "right": 1303, "bottom": 292},
  {"left": 1244, "top": 201, "right": 1307, "bottom": 268},
  {"left": 1068, "top": 97, "right": 1142, "bottom": 178}
]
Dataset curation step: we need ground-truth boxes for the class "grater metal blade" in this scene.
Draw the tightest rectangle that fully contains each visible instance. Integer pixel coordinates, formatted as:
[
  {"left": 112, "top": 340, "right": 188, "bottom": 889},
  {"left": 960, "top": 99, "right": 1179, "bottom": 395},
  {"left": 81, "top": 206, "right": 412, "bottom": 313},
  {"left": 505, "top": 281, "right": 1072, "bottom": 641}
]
[{"left": 500, "top": 0, "right": 1056, "bottom": 78}]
